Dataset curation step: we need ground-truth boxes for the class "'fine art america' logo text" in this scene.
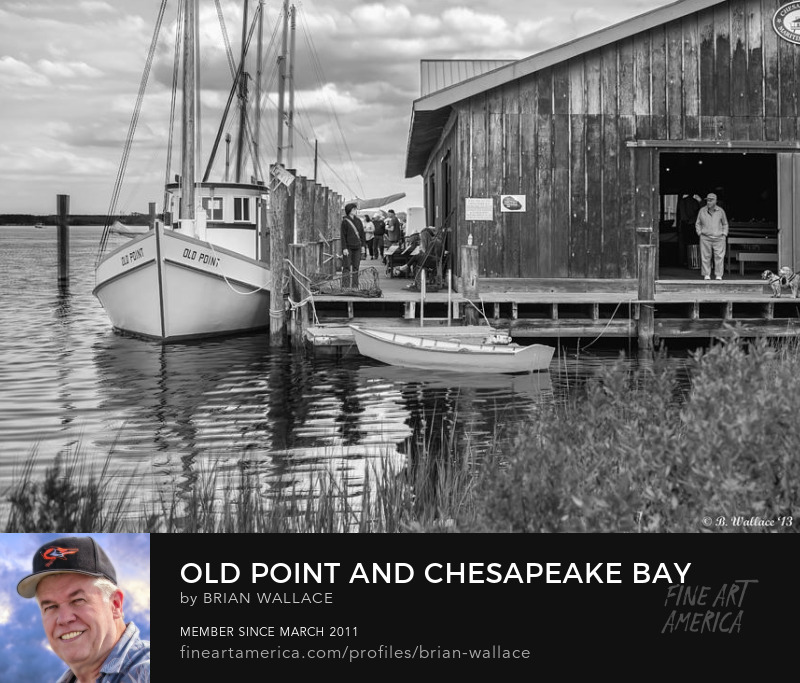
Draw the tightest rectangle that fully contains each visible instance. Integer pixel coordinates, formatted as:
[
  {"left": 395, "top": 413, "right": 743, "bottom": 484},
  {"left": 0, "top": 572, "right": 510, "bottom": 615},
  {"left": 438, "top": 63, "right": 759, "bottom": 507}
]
[{"left": 773, "top": 2, "right": 800, "bottom": 44}]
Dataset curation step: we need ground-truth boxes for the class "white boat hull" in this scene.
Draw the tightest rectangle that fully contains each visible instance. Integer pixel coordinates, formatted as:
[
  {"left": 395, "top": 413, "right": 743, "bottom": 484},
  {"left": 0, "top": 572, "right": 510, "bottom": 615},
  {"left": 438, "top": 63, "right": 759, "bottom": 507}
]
[
  {"left": 349, "top": 325, "right": 554, "bottom": 374},
  {"left": 94, "top": 225, "right": 271, "bottom": 341}
]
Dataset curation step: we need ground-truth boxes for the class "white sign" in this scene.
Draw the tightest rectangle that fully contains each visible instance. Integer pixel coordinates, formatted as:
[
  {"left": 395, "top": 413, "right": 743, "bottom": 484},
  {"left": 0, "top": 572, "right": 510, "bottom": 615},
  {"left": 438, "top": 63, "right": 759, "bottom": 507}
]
[
  {"left": 500, "top": 195, "right": 526, "bottom": 212},
  {"left": 465, "top": 198, "right": 493, "bottom": 221},
  {"left": 773, "top": 3, "right": 800, "bottom": 44},
  {"left": 271, "top": 165, "right": 295, "bottom": 187}
]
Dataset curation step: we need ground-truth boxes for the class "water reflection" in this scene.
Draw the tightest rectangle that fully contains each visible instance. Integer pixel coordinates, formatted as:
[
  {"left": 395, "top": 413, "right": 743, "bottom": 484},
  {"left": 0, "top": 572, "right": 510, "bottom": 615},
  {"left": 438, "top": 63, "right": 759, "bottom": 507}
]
[{"left": 87, "top": 332, "right": 563, "bottom": 509}]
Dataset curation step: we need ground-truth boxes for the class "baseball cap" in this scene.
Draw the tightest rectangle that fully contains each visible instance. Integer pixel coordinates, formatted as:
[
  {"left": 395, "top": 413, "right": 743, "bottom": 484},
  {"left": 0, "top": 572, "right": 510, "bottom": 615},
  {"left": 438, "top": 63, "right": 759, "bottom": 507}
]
[{"left": 17, "top": 536, "right": 118, "bottom": 599}]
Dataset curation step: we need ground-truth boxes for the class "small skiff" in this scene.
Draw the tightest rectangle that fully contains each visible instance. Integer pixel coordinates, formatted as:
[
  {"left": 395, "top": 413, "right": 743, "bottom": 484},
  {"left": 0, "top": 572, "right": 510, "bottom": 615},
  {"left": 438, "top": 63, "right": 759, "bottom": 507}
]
[{"left": 349, "top": 325, "right": 554, "bottom": 374}]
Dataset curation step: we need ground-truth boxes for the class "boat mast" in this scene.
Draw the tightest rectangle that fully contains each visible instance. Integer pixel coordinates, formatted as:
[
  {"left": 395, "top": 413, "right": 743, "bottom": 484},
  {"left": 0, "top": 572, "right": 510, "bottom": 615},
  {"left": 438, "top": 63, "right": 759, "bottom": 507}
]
[
  {"left": 236, "top": 0, "right": 249, "bottom": 182},
  {"left": 254, "top": 0, "right": 264, "bottom": 177},
  {"left": 180, "top": 0, "right": 197, "bottom": 223},
  {"left": 276, "top": 0, "right": 288, "bottom": 166},
  {"left": 287, "top": 4, "right": 296, "bottom": 168}
]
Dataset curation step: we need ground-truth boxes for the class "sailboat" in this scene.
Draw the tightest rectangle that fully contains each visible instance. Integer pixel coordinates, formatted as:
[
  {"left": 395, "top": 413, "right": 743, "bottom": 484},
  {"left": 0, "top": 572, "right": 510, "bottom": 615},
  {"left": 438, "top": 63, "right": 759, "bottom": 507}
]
[{"left": 93, "top": 0, "right": 273, "bottom": 342}]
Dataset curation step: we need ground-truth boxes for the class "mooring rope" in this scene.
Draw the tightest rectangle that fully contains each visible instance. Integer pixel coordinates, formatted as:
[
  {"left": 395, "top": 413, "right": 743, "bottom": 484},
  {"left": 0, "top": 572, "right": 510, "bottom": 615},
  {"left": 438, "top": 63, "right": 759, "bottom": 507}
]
[
  {"left": 577, "top": 299, "right": 636, "bottom": 352},
  {"left": 284, "top": 257, "right": 320, "bottom": 326}
]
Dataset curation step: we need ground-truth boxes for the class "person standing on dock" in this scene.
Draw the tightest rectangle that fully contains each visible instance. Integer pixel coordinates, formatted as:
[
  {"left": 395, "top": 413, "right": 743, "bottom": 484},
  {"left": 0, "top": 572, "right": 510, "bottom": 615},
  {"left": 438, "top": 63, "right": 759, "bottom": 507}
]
[
  {"left": 362, "top": 214, "right": 375, "bottom": 259},
  {"left": 372, "top": 213, "right": 386, "bottom": 260},
  {"left": 696, "top": 192, "right": 728, "bottom": 280},
  {"left": 341, "top": 203, "right": 365, "bottom": 288}
]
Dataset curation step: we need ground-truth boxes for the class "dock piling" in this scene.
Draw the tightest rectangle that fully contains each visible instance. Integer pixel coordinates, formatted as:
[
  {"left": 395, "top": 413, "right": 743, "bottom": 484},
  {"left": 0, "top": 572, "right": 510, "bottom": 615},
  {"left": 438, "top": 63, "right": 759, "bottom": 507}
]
[
  {"left": 637, "top": 243, "right": 655, "bottom": 350},
  {"left": 461, "top": 243, "right": 480, "bottom": 325},
  {"left": 57, "top": 194, "right": 70, "bottom": 287}
]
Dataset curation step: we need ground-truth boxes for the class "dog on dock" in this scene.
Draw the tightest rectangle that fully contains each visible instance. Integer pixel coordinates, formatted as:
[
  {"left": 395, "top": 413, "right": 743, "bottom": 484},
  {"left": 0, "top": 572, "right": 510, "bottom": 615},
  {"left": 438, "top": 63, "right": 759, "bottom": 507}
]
[
  {"left": 762, "top": 270, "right": 783, "bottom": 297},
  {"left": 779, "top": 266, "right": 800, "bottom": 298}
]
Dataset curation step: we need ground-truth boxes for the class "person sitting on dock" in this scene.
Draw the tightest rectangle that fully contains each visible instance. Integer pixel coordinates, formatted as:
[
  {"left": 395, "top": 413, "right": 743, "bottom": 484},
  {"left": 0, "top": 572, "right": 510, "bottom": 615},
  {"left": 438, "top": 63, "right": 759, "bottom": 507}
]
[
  {"left": 695, "top": 192, "right": 728, "bottom": 280},
  {"left": 393, "top": 226, "right": 443, "bottom": 281}
]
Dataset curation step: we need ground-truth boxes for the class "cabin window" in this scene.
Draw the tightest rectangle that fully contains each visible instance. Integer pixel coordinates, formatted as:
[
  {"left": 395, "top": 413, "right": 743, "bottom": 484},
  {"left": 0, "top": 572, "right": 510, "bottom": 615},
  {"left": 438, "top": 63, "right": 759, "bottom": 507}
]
[
  {"left": 201, "top": 197, "right": 223, "bottom": 221},
  {"left": 234, "top": 197, "right": 251, "bottom": 222}
]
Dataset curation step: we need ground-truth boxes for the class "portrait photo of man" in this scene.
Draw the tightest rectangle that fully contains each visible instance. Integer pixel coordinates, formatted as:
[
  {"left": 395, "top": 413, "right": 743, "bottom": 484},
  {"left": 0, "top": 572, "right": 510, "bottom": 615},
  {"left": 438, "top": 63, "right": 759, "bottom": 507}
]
[{"left": 1, "top": 534, "right": 150, "bottom": 682}]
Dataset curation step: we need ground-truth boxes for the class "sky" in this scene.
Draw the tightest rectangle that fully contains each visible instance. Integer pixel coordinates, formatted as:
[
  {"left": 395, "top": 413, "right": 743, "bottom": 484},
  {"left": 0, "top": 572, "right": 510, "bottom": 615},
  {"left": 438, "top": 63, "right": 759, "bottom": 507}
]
[
  {"left": 0, "top": 533, "right": 150, "bottom": 681},
  {"left": 0, "top": 0, "right": 671, "bottom": 216}
]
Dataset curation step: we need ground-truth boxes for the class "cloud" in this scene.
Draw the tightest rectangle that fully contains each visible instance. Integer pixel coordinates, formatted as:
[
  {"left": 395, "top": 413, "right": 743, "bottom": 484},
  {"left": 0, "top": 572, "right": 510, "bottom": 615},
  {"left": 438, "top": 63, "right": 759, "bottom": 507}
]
[
  {"left": 0, "top": 591, "right": 12, "bottom": 625},
  {"left": 37, "top": 59, "right": 104, "bottom": 80},
  {"left": 0, "top": 56, "right": 50, "bottom": 89}
]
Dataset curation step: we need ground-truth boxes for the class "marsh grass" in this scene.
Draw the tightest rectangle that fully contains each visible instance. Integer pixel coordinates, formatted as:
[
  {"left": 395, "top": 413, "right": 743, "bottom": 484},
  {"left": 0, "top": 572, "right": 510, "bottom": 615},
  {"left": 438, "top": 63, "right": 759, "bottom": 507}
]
[
  {"left": 3, "top": 338, "right": 798, "bottom": 532},
  {"left": 4, "top": 448, "right": 139, "bottom": 532}
]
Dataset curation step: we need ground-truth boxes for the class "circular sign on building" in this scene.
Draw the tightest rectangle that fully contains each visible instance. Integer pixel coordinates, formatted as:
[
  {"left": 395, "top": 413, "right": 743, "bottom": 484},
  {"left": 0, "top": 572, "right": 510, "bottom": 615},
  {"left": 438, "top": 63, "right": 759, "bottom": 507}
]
[{"left": 773, "top": 2, "right": 800, "bottom": 44}]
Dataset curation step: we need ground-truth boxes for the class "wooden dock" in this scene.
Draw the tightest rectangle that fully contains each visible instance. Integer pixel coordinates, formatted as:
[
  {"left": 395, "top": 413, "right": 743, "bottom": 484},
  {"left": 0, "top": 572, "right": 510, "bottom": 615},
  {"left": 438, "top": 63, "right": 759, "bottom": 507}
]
[{"left": 301, "top": 260, "right": 800, "bottom": 354}]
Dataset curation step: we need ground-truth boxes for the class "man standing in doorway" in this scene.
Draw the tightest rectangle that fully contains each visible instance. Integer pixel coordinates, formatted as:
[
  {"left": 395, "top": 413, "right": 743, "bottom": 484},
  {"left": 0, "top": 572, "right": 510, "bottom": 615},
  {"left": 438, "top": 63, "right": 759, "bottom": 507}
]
[{"left": 695, "top": 192, "right": 728, "bottom": 280}]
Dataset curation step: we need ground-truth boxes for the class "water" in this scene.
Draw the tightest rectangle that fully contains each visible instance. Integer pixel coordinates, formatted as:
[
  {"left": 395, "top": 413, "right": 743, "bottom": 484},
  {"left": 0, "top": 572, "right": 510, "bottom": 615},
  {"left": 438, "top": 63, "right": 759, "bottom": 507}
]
[{"left": 0, "top": 225, "right": 691, "bottom": 515}]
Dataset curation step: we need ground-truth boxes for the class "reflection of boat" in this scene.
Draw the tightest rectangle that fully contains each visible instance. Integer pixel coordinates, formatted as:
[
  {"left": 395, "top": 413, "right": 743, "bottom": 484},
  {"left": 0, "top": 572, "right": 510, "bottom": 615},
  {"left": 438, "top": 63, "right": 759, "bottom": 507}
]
[
  {"left": 93, "top": 1, "right": 271, "bottom": 342},
  {"left": 357, "top": 365, "right": 553, "bottom": 398},
  {"left": 109, "top": 220, "right": 149, "bottom": 238},
  {"left": 349, "top": 325, "right": 554, "bottom": 374}
]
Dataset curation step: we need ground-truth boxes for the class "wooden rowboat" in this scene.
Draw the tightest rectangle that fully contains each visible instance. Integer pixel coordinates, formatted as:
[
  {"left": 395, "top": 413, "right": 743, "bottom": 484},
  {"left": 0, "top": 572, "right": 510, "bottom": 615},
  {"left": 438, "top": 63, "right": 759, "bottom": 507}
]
[{"left": 349, "top": 325, "right": 554, "bottom": 374}]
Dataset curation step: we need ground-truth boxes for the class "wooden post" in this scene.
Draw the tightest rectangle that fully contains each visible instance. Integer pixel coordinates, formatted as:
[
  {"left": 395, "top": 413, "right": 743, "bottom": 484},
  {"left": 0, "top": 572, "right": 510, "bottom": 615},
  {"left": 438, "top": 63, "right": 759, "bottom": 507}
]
[
  {"left": 295, "top": 175, "right": 310, "bottom": 243},
  {"left": 461, "top": 243, "right": 480, "bottom": 325},
  {"left": 289, "top": 243, "right": 309, "bottom": 348},
  {"left": 309, "top": 240, "right": 323, "bottom": 275},
  {"left": 269, "top": 165, "right": 293, "bottom": 346},
  {"left": 57, "top": 194, "right": 69, "bottom": 286},
  {"left": 259, "top": 190, "right": 270, "bottom": 263},
  {"left": 148, "top": 202, "right": 157, "bottom": 229},
  {"left": 637, "top": 243, "right": 655, "bottom": 351}
]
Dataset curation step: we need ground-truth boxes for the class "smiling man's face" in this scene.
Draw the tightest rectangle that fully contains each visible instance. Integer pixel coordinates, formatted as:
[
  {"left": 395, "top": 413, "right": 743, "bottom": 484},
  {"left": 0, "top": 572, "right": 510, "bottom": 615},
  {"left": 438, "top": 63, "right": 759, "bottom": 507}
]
[{"left": 36, "top": 573, "right": 124, "bottom": 678}]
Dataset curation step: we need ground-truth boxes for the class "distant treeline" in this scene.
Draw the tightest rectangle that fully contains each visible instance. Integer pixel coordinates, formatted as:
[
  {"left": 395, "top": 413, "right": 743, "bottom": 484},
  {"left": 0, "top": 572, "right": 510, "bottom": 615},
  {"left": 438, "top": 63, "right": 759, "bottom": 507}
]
[{"left": 0, "top": 214, "right": 156, "bottom": 226}]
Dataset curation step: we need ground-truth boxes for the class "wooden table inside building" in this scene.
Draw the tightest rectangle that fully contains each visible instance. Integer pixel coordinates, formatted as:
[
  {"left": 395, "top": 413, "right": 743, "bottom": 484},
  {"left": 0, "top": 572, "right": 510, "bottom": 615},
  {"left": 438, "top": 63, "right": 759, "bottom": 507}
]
[{"left": 726, "top": 237, "right": 778, "bottom": 275}]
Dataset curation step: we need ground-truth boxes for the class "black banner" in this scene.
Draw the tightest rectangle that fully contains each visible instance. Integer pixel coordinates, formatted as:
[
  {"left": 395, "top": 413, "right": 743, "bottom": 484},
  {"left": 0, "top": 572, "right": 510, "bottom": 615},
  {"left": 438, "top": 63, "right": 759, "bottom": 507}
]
[{"left": 155, "top": 533, "right": 795, "bottom": 674}]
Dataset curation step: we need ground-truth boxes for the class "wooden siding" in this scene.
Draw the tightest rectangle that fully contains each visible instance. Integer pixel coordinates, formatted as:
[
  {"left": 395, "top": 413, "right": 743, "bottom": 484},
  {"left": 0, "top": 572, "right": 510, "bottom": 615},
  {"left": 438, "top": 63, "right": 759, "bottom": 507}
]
[{"left": 446, "top": 0, "right": 800, "bottom": 278}]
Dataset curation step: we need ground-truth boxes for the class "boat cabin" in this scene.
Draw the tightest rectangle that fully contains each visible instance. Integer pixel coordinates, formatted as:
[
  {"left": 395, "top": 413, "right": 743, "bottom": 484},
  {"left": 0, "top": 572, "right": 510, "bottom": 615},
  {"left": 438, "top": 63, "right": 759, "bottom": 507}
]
[{"left": 164, "top": 180, "right": 267, "bottom": 261}]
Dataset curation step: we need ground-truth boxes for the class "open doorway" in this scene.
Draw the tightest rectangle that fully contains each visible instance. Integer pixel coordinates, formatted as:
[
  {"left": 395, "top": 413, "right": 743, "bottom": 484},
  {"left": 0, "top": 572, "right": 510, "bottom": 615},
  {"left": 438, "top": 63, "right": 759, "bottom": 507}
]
[{"left": 658, "top": 152, "right": 778, "bottom": 279}]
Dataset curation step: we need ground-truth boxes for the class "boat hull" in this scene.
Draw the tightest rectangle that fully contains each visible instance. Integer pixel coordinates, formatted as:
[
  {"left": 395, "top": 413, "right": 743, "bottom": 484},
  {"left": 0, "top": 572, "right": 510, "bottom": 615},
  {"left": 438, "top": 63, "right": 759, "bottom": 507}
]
[
  {"left": 94, "top": 226, "right": 271, "bottom": 342},
  {"left": 349, "top": 325, "right": 554, "bottom": 374}
]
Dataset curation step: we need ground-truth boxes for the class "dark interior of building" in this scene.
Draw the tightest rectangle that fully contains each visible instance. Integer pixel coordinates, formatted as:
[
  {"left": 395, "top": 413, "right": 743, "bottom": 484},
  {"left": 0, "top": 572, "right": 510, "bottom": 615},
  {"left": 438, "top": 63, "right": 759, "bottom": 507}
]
[{"left": 658, "top": 152, "right": 778, "bottom": 278}]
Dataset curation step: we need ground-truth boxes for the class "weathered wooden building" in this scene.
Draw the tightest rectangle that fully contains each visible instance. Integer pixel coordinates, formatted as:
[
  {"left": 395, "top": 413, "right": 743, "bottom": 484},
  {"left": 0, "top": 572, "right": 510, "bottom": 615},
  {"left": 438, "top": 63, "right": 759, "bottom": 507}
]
[{"left": 405, "top": 0, "right": 800, "bottom": 281}]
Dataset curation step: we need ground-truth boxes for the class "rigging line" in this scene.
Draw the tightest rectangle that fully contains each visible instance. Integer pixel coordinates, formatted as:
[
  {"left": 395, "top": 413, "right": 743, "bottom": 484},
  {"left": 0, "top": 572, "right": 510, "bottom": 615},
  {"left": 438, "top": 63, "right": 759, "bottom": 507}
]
[
  {"left": 214, "top": 0, "right": 237, "bottom": 76},
  {"left": 97, "top": 0, "right": 169, "bottom": 265},
  {"left": 297, "top": 9, "right": 364, "bottom": 197},
  {"left": 203, "top": 8, "right": 261, "bottom": 181}
]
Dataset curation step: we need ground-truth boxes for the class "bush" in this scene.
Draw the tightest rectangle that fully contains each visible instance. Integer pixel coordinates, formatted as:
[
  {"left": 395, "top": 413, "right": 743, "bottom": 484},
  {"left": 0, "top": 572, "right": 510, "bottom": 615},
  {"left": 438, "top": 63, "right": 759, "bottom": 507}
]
[{"left": 464, "top": 340, "right": 800, "bottom": 533}]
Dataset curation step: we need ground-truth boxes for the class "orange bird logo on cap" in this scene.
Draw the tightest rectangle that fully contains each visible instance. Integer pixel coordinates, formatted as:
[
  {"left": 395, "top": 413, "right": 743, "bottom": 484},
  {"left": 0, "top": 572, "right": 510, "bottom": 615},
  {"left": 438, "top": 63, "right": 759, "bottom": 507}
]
[{"left": 41, "top": 546, "right": 80, "bottom": 568}]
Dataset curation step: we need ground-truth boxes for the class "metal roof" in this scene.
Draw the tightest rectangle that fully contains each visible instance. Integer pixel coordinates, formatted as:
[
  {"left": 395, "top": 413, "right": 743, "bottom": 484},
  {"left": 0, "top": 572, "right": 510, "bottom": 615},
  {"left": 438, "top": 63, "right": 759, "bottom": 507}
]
[
  {"left": 420, "top": 60, "right": 515, "bottom": 97},
  {"left": 405, "top": 0, "right": 728, "bottom": 178}
]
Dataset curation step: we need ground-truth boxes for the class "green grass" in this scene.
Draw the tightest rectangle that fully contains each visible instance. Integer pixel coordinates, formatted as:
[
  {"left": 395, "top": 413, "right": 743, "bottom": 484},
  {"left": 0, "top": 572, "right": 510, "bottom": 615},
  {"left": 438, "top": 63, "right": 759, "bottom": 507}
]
[{"left": 4, "top": 338, "right": 799, "bottom": 533}]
